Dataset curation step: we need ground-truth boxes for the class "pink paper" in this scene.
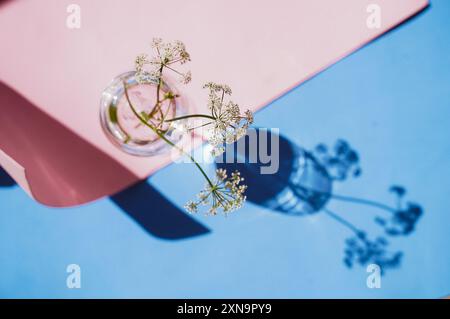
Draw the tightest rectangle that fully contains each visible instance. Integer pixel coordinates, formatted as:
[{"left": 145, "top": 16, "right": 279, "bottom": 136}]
[{"left": 0, "top": 0, "right": 428, "bottom": 207}]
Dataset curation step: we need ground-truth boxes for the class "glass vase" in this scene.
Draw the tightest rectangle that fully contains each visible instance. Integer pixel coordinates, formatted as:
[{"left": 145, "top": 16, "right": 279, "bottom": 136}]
[{"left": 100, "top": 71, "right": 187, "bottom": 156}]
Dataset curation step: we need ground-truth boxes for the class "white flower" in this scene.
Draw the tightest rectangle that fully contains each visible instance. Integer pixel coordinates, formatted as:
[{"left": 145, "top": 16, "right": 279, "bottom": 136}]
[
  {"left": 181, "top": 71, "right": 192, "bottom": 84},
  {"left": 235, "top": 127, "right": 247, "bottom": 140},
  {"left": 185, "top": 169, "right": 247, "bottom": 215},
  {"left": 203, "top": 82, "right": 232, "bottom": 95},
  {"left": 205, "top": 128, "right": 222, "bottom": 145},
  {"left": 184, "top": 200, "right": 198, "bottom": 213},
  {"left": 135, "top": 38, "right": 191, "bottom": 84},
  {"left": 211, "top": 146, "right": 225, "bottom": 157},
  {"left": 199, "top": 82, "right": 253, "bottom": 156},
  {"left": 244, "top": 109, "right": 254, "bottom": 125},
  {"left": 135, "top": 54, "right": 149, "bottom": 72},
  {"left": 151, "top": 37, "right": 163, "bottom": 48},
  {"left": 225, "top": 130, "right": 236, "bottom": 144}
]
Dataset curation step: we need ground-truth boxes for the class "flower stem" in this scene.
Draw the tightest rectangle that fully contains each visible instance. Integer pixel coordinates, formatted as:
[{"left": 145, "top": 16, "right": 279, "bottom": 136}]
[
  {"left": 288, "top": 181, "right": 396, "bottom": 214},
  {"left": 323, "top": 208, "right": 362, "bottom": 235},
  {"left": 164, "top": 114, "right": 216, "bottom": 122},
  {"left": 326, "top": 192, "right": 396, "bottom": 213},
  {"left": 147, "top": 65, "right": 164, "bottom": 119},
  {"left": 123, "top": 82, "right": 214, "bottom": 187}
]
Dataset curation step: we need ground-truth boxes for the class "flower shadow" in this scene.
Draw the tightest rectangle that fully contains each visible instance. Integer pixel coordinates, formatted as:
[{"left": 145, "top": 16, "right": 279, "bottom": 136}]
[{"left": 216, "top": 128, "right": 423, "bottom": 275}]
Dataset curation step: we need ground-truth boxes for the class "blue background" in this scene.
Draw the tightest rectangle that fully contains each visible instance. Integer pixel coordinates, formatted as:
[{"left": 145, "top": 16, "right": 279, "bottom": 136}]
[{"left": 1, "top": 0, "right": 449, "bottom": 298}]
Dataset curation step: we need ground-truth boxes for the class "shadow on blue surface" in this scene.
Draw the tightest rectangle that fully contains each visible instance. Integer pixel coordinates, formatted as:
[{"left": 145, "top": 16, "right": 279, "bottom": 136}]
[
  {"left": 216, "top": 129, "right": 423, "bottom": 275},
  {"left": 110, "top": 181, "right": 210, "bottom": 240},
  {"left": 0, "top": 167, "right": 16, "bottom": 187},
  {"left": 0, "top": 167, "right": 210, "bottom": 240},
  {"left": 0, "top": 126, "right": 423, "bottom": 271}
]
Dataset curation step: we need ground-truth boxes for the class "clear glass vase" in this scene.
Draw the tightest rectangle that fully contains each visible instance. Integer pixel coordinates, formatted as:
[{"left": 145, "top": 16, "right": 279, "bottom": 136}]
[{"left": 100, "top": 71, "right": 187, "bottom": 156}]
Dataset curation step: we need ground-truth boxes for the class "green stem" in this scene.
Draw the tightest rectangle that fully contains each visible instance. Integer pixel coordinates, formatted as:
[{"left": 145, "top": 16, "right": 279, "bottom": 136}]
[
  {"left": 164, "top": 114, "right": 216, "bottom": 122},
  {"left": 123, "top": 82, "right": 214, "bottom": 187},
  {"left": 147, "top": 65, "right": 164, "bottom": 118},
  {"left": 156, "top": 66, "right": 163, "bottom": 104}
]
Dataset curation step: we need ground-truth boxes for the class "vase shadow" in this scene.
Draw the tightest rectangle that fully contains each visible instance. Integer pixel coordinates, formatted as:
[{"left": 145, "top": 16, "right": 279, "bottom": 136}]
[
  {"left": 215, "top": 128, "right": 422, "bottom": 274},
  {"left": 0, "top": 165, "right": 209, "bottom": 240},
  {"left": 110, "top": 180, "right": 210, "bottom": 240},
  {"left": 216, "top": 128, "right": 332, "bottom": 216},
  {"left": 0, "top": 166, "right": 16, "bottom": 187}
]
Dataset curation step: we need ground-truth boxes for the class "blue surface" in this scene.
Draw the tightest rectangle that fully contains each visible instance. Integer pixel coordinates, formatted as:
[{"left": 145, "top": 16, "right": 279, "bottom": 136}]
[{"left": 1, "top": 0, "right": 449, "bottom": 298}]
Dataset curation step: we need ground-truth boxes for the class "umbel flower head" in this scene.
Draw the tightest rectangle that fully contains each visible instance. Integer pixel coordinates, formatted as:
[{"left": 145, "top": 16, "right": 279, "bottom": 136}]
[
  {"left": 184, "top": 169, "right": 247, "bottom": 215},
  {"left": 135, "top": 38, "right": 191, "bottom": 84},
  {"left": 201, "top": 82, "right": 254, "bottom": 156}
]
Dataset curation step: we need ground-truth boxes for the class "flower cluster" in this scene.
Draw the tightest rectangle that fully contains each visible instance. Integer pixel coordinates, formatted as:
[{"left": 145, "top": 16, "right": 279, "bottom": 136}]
[
  {"left": 314, "top": 140, "right": 361, "bottom": 181},
  {"left": 184, "top": 169, "right": 247, "bottom": 215},
  {"left": 374, "top": 186, "right": 423, "bottom": 236},
  {"left": 344, "top": 232, "right": 402, "bottom": 274},
  {"left": 201, "top": 82, "right": 254, "bottom": 156},
  {"left": 135, "top": 38, "right": 191, "bottom": 84}
]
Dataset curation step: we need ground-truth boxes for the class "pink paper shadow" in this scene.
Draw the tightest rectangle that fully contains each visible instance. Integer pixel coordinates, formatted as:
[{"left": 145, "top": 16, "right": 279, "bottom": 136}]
[{"left": 0, "top": 81, "right": 138, "bottom": 207}]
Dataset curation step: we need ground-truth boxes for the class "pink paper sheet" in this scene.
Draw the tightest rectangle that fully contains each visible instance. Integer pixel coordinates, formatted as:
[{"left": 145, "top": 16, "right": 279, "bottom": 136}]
[{"left": 0, "top": 0, "right": 428, "bottom": 207}]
